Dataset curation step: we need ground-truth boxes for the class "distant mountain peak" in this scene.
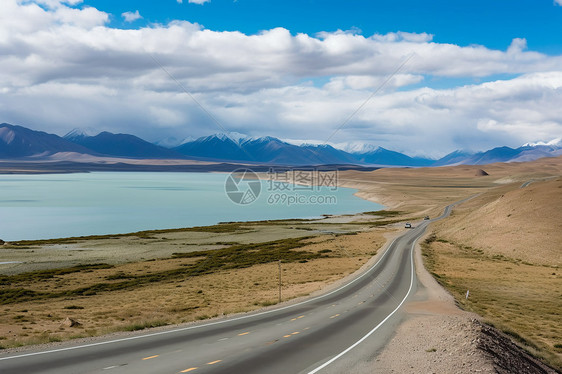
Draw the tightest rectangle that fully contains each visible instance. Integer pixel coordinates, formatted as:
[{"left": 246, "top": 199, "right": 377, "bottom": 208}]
[
  {"left": 155, "top": 136, "right": 194, "bottom": 148},
  {"left": 64, "top": 127, "right": 99, "bottom": 140},
  {"left": 448, "top": 149, "right": 475, "bottom": 155},
  {"left": 247, "top": 135, "right": 281, "bottom": 143},
  {"left": 65, "top": 129, "right": 182, "bottom": 159},
  {"left": 195, "top": 133, "right": 288, "bottom": 146},
  {"left": 304, "top": 143, "right": 331, "bottom": 149},
  {"left": 211, "top": 132, "right": 249, "bottom": 144},
  {"left": 337, "top": 142, "right": 380, "bottom": 154},
  {"left": 366, "top": 146, "right": 387, "bottom": 153},
  {"left": 0, "top": 123, "right": 93, "bottom": 158}
]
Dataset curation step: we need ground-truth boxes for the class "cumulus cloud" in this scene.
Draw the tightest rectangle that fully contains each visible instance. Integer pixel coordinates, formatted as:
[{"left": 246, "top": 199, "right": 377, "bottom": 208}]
[
  {"left": 0, "top": 0, "right": 561, "bottom": 156},
  {"left": 507, "top": 38, "right": 527, "bottom": 54},
  {"left": 555, "top": 0, "right": 562, "bottom": 6},
  {"left": 122, "top": 10, "right": 142, "bottom": 23},
  {"left": 188, "top": 0, "right": 211, "bottom": 4}
]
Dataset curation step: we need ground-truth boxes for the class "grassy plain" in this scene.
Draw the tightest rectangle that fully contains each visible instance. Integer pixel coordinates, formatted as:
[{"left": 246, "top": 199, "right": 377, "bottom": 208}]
[{"left": 0, "top": 216, "right": 392, "bottom": 348}]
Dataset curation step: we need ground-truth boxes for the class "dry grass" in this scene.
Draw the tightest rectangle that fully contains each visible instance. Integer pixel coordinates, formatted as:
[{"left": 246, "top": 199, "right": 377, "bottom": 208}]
[
  {"left": 422, "top": 236, "right": 561, "bottom": 368},
  {"left": 0, "top": 228, "right": 387, "bottom": 349},
  {"left": 0, "top": 219, "right": 373, "bottom": 275}
]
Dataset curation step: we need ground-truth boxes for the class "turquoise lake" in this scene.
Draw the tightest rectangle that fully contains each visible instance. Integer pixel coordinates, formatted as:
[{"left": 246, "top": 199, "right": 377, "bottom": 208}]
[{"left": 0, "top": 172, "right": 382, "bottom": 241}]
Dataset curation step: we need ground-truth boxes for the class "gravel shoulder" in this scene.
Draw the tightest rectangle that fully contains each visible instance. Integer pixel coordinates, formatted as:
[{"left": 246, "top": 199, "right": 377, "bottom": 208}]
[
  {"left": 373, "top": 231, "right": 495, "bottom": 373},
  {"left": 372, "top": 231, "right": 560, "bottom": 374}
]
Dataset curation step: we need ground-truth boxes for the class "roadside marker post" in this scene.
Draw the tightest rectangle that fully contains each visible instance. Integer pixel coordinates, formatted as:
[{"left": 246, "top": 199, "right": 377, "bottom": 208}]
[{"left": 278, "top": 260, "right": 282, "bottom": 303}]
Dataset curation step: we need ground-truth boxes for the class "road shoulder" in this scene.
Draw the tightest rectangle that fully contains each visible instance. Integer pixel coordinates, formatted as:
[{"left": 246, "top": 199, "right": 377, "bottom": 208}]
[{"left": 372, "top": 230, "right": 496, "bottom": 373}]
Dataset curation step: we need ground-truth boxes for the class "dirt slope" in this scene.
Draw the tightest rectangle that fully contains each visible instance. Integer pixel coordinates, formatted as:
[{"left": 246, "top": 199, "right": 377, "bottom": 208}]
[{"left": 433, "top": 177, "right": 562, "bottom": 266}]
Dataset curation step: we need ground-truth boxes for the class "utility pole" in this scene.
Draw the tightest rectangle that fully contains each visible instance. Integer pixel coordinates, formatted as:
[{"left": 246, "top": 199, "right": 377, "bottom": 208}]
[{"left": 278, "top": 260, "right": 282, "bottom": 303}]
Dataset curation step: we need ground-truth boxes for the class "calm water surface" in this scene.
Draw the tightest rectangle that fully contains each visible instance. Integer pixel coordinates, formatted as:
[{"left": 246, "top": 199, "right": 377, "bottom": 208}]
[{"left": 0, "top": 172, "right": 382, "bottom": 241}]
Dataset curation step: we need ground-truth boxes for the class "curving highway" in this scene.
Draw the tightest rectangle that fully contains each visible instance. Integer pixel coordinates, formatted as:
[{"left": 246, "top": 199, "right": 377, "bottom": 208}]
[{"left": 0, "top": 202, "right": 460, "bottom": 374}]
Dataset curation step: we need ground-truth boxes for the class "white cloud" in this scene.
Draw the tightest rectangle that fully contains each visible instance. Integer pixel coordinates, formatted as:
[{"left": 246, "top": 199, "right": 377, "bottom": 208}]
[
  {"left": 524, "top": 138, "right": 562, "bottom": 147},
  {"left": 555, "top": 0, "right": 562, "bottom": 6},
  {"left": 507, "top": 38, "right": 527, "bottom": 54},
  {"left": 326, "top": 74, "right": 424, "bottom": 91},
  {"left": 188, "top": 0, "right": 210, "bottom": 4},
  {"left": 0, "top": 0, "right": 561, "bottom": 156},
  {"left": 122, "top": 10, "right": 142, "bottom": 23}
]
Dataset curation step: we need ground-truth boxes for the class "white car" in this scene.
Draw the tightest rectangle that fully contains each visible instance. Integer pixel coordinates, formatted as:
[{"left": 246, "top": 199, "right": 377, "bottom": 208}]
[{"left": 405, "top": 223, "right": 412, "bottom": 228}]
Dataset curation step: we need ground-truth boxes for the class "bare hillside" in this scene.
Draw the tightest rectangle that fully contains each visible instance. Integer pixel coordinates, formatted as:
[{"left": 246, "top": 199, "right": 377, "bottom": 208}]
[{"left": 433, "top": 177, "right": 562, "bottom": 266}]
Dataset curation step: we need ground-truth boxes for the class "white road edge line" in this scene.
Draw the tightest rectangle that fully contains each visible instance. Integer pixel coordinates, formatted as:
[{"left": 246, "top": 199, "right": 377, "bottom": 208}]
[
  {"left": 306, "top": 229, "right": 419, "bottom": 374},
  {"left": 0, "top": 234, "right": 402, "bottom": 361}
]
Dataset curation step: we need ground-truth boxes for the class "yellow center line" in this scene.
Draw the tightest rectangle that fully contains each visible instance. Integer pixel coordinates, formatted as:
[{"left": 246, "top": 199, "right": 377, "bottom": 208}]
[
  {"left": 304, "top": 327, "right": 310, "bottom": 330},
  {"left": 180, "top": 368, "right": 198, "bottom": 373},
  {"left": 207, "top": 360, "right": 222, "bottom": 365},
  {"left": 330, "top": 314, "right": 340, "bottom": 319},
  {"left": 297, "top": 315, "right": 304, "bottom": 319},
  {"left": 290, "top": 318, "right": 297, "bottom": 321},
  {"left": 238, "top": 332, "right": 250, "bottom": 336},
  {"left": 291, "top": 331, "right": 300, "bottom": 335},
  {"left": 283, "top": 334, "right": 292, "bottom": 338},
  {"left": 142, "top": 355, "right": 159, "bottom": 360}
]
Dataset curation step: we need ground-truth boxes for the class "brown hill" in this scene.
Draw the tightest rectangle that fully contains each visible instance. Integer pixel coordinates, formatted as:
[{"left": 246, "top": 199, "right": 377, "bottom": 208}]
[{"left": 433, "top": 177, "right": 562, "bottom": 266}]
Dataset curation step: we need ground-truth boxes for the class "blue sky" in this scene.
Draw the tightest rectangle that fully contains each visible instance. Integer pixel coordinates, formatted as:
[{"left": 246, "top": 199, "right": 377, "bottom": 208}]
[
  {"left": 1, "top": 0, "right": 562, "bottom": 156},
  {"left": 92, "top": 0, "right": 562, "bottom": 53}
]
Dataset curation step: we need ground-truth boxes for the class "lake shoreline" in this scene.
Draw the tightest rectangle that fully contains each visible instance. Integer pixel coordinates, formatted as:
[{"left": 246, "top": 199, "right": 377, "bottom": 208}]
[
  {"left": 0, "top": 171, "right": 383, "bottom": 242},
  {"left": 0, "top": 159, "right": 380, "bottom": 175}
]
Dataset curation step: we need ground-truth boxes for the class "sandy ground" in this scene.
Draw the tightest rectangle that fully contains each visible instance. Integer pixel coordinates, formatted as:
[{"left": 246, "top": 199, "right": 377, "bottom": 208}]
[
  {"left": 339, "top": 156, "right": 562, "bottom": 216},
  {"left": 432, "top": 177, "right": 562, "bottom": 267}
]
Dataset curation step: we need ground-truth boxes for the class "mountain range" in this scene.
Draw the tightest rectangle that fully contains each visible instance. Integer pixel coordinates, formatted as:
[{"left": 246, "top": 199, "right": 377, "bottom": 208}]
[{"left": 1, "top": 123, "right": 561, "bottom": 167}]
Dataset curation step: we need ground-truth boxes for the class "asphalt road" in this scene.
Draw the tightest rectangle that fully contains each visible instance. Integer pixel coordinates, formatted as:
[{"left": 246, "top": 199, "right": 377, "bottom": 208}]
[{"left": 0, "top": 206, "right": 456, "bottom": 374}]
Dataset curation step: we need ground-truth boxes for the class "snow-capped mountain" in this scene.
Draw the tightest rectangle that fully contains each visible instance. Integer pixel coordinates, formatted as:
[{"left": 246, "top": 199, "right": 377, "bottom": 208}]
[
  {"left": 335, "top": 142, "right": 380, "bottom": 154},
  {"left": 1, "top": 124, "right": 561, "bottom": 166},
  {"left": 63, "top": 128, "right": 99, "bottom": 141},
  {"left": 173, "top": 134, "right": 357, "bottom": 164},
  {"left": 458, "top": 142, "right": 562, "bottom": 165},
  {"left": 0, "top": 123, "right": 92, "bottom": 158},
  {"left": 154, "top": 136, "right": 195, "bottom": 148}
]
